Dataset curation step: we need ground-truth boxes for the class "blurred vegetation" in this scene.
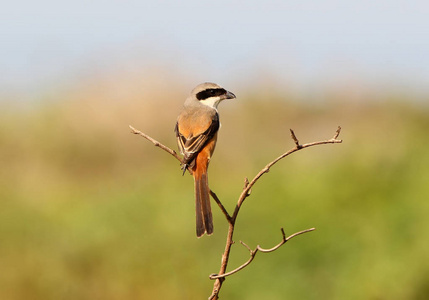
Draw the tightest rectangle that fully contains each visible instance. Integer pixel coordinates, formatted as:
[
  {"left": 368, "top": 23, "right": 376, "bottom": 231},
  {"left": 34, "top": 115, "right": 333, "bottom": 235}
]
[{"left": 1, "top": 75, "right": 428, "bottom": 300}]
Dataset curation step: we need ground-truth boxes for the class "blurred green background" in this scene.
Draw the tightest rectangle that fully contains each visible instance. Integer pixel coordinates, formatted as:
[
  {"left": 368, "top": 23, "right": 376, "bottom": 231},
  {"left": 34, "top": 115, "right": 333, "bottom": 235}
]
[
  {"left": 2, "top": 1, "right": 429, "bottom": 300},
  {"left": 1, "top": 78, "right": 428, "bottom": 299}
]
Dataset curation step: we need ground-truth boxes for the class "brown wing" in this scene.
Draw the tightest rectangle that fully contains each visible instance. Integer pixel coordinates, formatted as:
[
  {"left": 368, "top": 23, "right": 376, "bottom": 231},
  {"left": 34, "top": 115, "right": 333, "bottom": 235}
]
[{"left": 175, "top": 112, "right": 219, "bottom": 169}]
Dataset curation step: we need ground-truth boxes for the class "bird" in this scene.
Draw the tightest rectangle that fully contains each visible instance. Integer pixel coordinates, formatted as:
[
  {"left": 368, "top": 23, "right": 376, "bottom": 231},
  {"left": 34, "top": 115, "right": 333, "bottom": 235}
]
[{"left": 175, "top": 82, "right": 236, "bottom": 237}]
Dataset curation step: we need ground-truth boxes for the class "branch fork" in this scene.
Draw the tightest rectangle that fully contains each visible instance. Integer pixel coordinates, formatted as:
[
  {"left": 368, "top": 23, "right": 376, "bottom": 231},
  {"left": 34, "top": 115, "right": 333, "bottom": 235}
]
[
  {"left": 209, "top": 227, "right": 315, "bottom": 280},
  {"left": 130, "top": 124, "right": 342, "bottom": 300}
]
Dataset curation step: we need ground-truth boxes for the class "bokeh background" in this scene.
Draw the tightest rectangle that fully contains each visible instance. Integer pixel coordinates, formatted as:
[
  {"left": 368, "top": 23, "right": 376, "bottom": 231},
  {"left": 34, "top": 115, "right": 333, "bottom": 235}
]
[{"left": 1, "top": 1, "right": 429, "bottom": 299}]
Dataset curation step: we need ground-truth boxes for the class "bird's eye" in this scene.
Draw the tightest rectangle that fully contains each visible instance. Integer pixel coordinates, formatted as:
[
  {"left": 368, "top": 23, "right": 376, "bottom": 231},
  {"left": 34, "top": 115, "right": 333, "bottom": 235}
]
[{"left": 196, "top": 88, "right": 225, "bottom": 100}]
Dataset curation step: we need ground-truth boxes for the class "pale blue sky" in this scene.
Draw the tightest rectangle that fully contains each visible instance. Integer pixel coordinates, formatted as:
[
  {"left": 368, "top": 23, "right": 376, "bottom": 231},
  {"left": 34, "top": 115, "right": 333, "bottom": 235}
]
[{"left": 1, "top": 1, "right": 429, "bottom": 97}]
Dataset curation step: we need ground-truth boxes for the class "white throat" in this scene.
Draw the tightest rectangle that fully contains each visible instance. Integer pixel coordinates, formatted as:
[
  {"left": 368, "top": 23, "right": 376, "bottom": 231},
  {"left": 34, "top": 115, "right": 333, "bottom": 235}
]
[{"left": 199, "top": 97, "right": 221, "bottom": 109}]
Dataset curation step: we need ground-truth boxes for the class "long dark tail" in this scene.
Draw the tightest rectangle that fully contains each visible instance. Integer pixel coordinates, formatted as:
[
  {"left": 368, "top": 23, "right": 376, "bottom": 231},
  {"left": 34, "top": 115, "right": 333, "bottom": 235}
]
[{"left": 194, "top": 167, "right": 213, "bottom": 237}]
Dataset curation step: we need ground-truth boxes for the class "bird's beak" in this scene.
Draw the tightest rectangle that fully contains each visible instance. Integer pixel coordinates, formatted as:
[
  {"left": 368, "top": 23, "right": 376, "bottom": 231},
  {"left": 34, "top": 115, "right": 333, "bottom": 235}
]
[{"left": 225, "top": 91, "right": 236, "bottom": 99}]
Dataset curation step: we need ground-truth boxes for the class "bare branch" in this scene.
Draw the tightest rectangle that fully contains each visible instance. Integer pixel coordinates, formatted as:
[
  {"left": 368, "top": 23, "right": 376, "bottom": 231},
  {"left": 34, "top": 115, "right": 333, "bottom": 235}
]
[
  {"left": 232, "top": 127, "right": 342, "bottom": 221},
  {"left": 210, "top": 227, "right": 315, "bottom": 279},
  {"left": 210, "top": 190, "right": 232, "bottom": 222},
  {"left": 129, "top": 124, "right": 341, "bottom": 300},
  {"left": 129, "top": 125, "right": 232, "bottom": 222},
  {"left": 257, "top": 227, "right": 315, "bottom": 252},
  {"left": 129, "top": 125, "right": 182, "bottom": 163},
  {"left": 240, "top": 240, "right": 253, "bottom": 252},
  {"left": 209, "top": 127, "right": 341, "bottom": 300}
]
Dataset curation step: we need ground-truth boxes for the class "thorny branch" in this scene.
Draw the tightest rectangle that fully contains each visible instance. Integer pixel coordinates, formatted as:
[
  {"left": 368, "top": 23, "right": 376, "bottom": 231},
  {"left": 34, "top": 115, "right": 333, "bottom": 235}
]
[
  {"left": 233, "top": 126, "right": 342, "bottom": 222},
  {"left": 130, "top": 124, "right": 342, "bottom": 300},
  {"left": 209, "top": 228, "right": 315, "bottom": 280}
]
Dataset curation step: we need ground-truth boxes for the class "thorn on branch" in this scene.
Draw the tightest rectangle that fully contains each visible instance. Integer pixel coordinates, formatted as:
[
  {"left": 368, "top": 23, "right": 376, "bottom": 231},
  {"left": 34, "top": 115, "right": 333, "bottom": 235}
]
[
  {"left": 240, "top": 240, "right": 252, "bottom": 252},
  {"left": 242, "top": 178, "right": 251, "bottom": 199},
  {"left": 243, "top": 177, "right": 249, "bottom": 189},
  {"left": 289, "top": 129, "right": 302, "bottom": 148},
  {"left": 280, "top": 227, "right": 286, "bottom": 240},
  {"left": 129, "top": 125, "right": 139, "bottom": 134},
  {"left": 210, "top": 227, "right": 315, "bottom": 280},
  {"left": 333, "top": 126, "right": 342, "bottom": 140}
]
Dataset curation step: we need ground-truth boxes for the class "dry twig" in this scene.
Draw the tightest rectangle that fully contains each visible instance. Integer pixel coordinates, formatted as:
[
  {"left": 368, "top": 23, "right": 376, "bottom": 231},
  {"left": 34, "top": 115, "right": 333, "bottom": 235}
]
[
  {"left": 209, "top": 228, "right": 315, "bottom": 280},
  {"left": 208, "top": 126, "right": 342, "bottom": 300},
  {"left": 129, "top": 125, "right": 182, "bottom": 163},
  {"left": 130, "top": 124, "right": 342, "bottom": 300}
]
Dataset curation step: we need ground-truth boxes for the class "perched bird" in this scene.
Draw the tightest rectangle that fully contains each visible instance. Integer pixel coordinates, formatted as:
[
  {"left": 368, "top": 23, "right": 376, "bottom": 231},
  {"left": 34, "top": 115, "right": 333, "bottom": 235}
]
[{"left": 175, "top": 82, "right": 236, "bottom": 237}]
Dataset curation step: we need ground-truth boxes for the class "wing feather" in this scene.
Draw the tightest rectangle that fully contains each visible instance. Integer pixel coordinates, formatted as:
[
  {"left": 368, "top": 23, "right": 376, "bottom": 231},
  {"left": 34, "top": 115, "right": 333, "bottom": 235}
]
[{"left": 175, "top": 112, "right": 219, "bottom": 169}]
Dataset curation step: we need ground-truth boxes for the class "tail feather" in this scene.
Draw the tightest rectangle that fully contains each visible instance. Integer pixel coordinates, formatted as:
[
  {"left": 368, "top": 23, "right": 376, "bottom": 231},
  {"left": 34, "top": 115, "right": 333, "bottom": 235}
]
[{"left": 194, "top": 171, "right": 213, "bottom": 237}]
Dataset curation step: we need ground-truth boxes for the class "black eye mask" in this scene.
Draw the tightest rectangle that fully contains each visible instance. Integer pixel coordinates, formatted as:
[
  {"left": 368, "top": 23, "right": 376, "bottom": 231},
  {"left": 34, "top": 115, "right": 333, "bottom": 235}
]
[{"left": 196, "top": 88, "right": 227, "bottom": 101}]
